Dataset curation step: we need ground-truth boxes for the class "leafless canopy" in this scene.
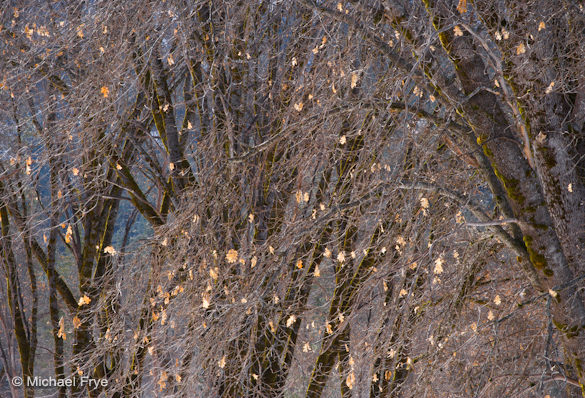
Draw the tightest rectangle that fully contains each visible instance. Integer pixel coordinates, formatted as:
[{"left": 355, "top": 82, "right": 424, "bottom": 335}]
[{"left": 1, "top": 1, "right": 585, "bottom": 397}]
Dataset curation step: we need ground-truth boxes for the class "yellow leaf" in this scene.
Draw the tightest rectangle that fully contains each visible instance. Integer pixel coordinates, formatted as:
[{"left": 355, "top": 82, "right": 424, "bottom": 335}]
[
  {"left": 72, "top": 316, "right": 82, "bottom": 329},
  {"left": 100, "top": 86, "right": 109, "bottom": 98},
  {"left": 324, "top": 248, "right": 332, "bottom": 258},
  {"left": 494, "top": 295, "right": 501, "bottom": 305},
  {"left": 346, "top": 371, "right": 355, "bottom": 390},
  {"left": 72, "top": 167, "right": 79, "bottom": 176},
  {"left": 487, "top": 310, "right": 494, "bottom": 321},
  {"left": 167, "top": 54, "right": 174, "bottom": 65},
  {"left": 158, "top": 370, "right": 168, "bottom": 391},
  {"left": 339, "top": 135, "right": 347, "bottom": 145},
  {"left": 456, "top": 0, "right": 467, "bottom": 14},
  {"left": 286, "top": 315, "right": 297, "bottom": 327},
  {"left": 251, "top": 256, "right": 258, "bottom": 268},
  {"left": 434, "top": 256, "right": 444, "bottom": 274},
  {"left": 78, "top": 294, "right": 91, "bottom": 306},
  {"left": 295, "top": 190, "right": 303, "bottom": 203},
  {"left": 104, "top": 246, "right": 117, "bottom": 255},
  {"left": 516, "top": 42, "right": 526, "bottom": 55},
  {"left": 202, "top": 293, "right": 210, "bottom": 309},
  {"left": 538, "top": 21, "right": 546, "bottom": 31},
  {"left": 209, "top": 267, "right": 218, "bottom": 280},
  {"left": 169, "top": 162, "right": 175, "bottom": 171},
  {"left": 396, "top": 236, "right": 406, "bottom": 247},
  {"left": 455, "top": 211, "right": 465, "bottom": 224},
  {"left": 350, "top": 72, "right": 359, "bottom": 89},
  {"left": 545, "top": 81, "right": 555, "bottom": 94},
  {"left": 296, "top": 259, "right": 303, "bottom": 269},
  {"left": 326, "top": 323, "right": 333, "bottom": 334},
  {"left": 399, "top": 288, "right": 408, "bottom": 297},
  {"left": 226, "top": 249, "right": 238, "bottom": 264},
  {"left": 219, "top": 356, "right": 226, "bottom": 368},
  {"left": 57, "top": 317, "right": 66, "bottom": 340},
  {"left": 548, "top": 289, "right": 558, "bottom": 298},
  {"left": 314, "top": 264, "right": 320, "bottom": 277},
  {"left": 453, "top": 25, "right": 463, "bottom": 37},
  {"left": 294, "top": 102, "right": 303, "bottom": 112}
]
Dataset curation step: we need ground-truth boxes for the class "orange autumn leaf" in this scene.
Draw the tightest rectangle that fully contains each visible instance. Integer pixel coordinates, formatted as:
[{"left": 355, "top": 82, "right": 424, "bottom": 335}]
[
  {"left": 457, "top": 0, "right": 467, "bottom": 14},
  {"left": 57, "top": 317, "right": 66, "bottom": 340},
  {"left": 78, "top": 294, "right": 91, "bottom": 306},
  {"left": 226, "top": 249, "right": 238, "bottom": 264}
]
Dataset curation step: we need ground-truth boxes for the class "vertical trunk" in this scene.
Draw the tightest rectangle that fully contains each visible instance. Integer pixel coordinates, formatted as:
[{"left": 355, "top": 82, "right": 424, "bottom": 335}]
[
  {"left": 1, "top": 204, "right": 34, "bottom": 398},
  {"left": 47, "top": 133, "right": 67, "bottom": 398}
]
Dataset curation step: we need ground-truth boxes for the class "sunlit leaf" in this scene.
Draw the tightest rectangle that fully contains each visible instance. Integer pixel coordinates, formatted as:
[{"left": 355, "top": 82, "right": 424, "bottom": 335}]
[
  {"left": 57, "top": 317, "right": 66, "bottom": 340},
  {"left": 226, "top": 249, "right": 238, "bottom": 263},
  {"left": 78, "top": 294, "right": 91, "bottom": 306}
]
